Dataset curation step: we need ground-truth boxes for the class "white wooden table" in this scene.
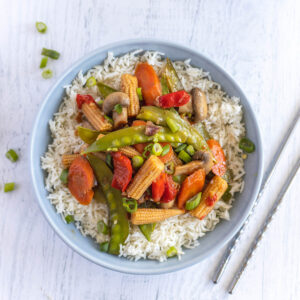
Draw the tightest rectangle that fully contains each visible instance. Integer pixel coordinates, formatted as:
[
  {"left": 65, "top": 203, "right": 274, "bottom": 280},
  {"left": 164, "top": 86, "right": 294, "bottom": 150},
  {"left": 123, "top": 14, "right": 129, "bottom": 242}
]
[{"left": 1, "top": 0, "right": 299, "bottom": 299}]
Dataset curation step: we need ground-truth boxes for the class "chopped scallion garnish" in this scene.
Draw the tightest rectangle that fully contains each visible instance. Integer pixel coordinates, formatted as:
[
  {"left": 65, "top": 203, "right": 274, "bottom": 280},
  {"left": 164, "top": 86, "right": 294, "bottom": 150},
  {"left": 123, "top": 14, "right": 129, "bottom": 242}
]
[
  {"left": 41, "top": 48, "right": 60, "bottom": 60},
  {"left": 136, "top": 87, "right": 143, "bottom": 101},
  {"left": 132, "top": 155, "right": 144, "bottom": 169},
  {"left": 5, "top": 149, "right": 19, "bottom": 162},
  {"left": 178, "top": 150, "right": 192, "bottom": 163},
  {"left": 85, "top": 76, "right": 97, "bottom": 87},
  {"left": 166, "top": 246, "right": 177, "bottom": 258},
  {"left": 35, "top": 22, "right": 47, "bottom": 33},
  {"left": 97, "top": 220, "right": 109, "bottom": 235},
  {"left": 114, "top": 104, "right": 123, "bottom": 114},
  {"left": 99, "top": 241, "right": 109, "bottom": 252},
  {"left": 65, "top": 215, "right": 74, "bottom": 224},
  {"left": 42, "top": 69, "right": 53, "bottom": 79},
  {"left": 4, "top": 182, "right": 15, "bottom": 193},
  {"left": 60, "top": 169, "right": 68, "bottom": 184},
  {"left": 39, "top": 57, "right": 48, "bottom": 69}
]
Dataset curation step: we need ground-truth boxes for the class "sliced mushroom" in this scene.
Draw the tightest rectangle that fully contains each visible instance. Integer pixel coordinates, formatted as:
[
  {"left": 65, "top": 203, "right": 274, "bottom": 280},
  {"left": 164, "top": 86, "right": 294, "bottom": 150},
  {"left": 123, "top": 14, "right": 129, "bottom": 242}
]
[
  {"left": 102, "top": 92, "right": 130, "bottom": 128},
  {"left": 192, "top": 88, "right": 207, "bottom": 122},
  {"left": 160, "top": 199, "right": 175, "bottom": 209},
  {"left": 192, "top": 150, "right": 214, "bottom": 174}
]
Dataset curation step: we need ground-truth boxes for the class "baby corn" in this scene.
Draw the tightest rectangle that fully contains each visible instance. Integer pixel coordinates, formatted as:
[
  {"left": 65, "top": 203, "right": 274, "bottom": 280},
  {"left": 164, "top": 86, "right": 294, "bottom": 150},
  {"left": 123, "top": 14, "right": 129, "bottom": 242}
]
[
  {"left": 121, "top": 74, "right": 140, "bottom": 117},
  {"left": 174, "top": 161, "right": 204, "bottom": 176},
  {"left": 131, "top": 208, "right": 185, "bottom": 225},
  {"left": 127, "top": 155, "right": 164, "bottom": 199},
  {"left": 62, "top": 154, "right": 80, "bottom": 168},
  {"left": 190, "top": 176, "right": 228, "bottom": 220},
  {"left": 82, "top": 102, "right": 112, "bottom": 132},
  {"left": 119, "top": 146, "right": 140, "bottom": 158}
]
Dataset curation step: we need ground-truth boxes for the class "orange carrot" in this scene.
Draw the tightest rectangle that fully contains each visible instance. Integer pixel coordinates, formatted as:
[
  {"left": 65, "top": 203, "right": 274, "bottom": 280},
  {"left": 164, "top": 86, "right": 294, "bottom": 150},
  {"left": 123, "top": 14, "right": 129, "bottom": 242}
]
[
  {"left": 177, "top": 168, "right": 206, "bottom": 209},
  {"left": 207, "top": 139, "right": 226, "bottom": 176},
  {"left": 135, "top": 63, "right": 162, "bottom": 105},
  {"left": 68, "top": 156, "right": 94, "bottom": 205},
  {"left": 158, "top": 143, "right": 173, "bottom": 163}
]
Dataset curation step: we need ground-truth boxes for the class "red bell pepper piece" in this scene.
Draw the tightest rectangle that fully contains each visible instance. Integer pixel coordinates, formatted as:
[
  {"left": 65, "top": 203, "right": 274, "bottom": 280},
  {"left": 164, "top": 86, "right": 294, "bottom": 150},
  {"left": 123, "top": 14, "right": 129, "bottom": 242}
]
[
  {"left": 151, "top": 172, "right": 166, "bottom": 202},
  {"left": 207, "top": 139, "right": 226, "bottom": 176},
  {"left": 161, "top": 175, "right": 179, "bottom": 203},
  {"left": 76, "top": 94, "right": 96, "bottom": 109},
  {"left": 111, "top": 152, "right": 132, "bottom": 192},
  {"left": 157, "top": 90, "right": 190, "bottom": 108}
]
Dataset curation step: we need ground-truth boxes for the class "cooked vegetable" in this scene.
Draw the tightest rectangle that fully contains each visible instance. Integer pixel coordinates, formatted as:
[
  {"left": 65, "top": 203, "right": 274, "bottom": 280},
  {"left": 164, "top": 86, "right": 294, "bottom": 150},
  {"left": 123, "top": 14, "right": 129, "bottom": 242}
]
[
  {"left": 160, "top": 199, "right": 175, "bottom": 209},
  {"left": 172, "top": 174, "right": 187, "bottom": 184},
  {"left": 137, "top": 106, "right": 209, "bottom": 151},
  {"left": 207, "top": 139, "right": 226, "bottom": 176},
  {"left": 175, "top": 143, "right": 187, "bottom": 153},
  {"left": 160, "top": 77, "right": 170, "bottom": 95},
  {"left": 87, "top": 154, "right": 129, "bottom": 255},
  {"left": 127, "top": 155, "right": 164, "bottom": 200},
  {"left": 85, "top": 76, "right": 97, "bottom": 87},
  {"left": 178, "top": 150, "right": 192, "bottom": 163},
  {"left": 104, "top": 115, "right": 113, "bottom": 124},
  {"left": 190, "top": 176, "right": 228, "bottom": 220},
  {"left": 139, "top": 223, "right": 156, "bottom": 241},
  {"left": 239, "top": 137, "right": 255, "bottom": 153},
  {"left": 42, "top": 69, "right": 53, "bottom": 79},
  {"left": 105, "top": 153, "right": 113, "bottom": 169},
  {"left": 111, "top": 152, "right": 132, "bottom": 192},
  {"left": 4, "top": 182, "right": 15, "bottom": 192},
  {"left": 135, "top": 63, "right": 162, "bottom": 105},
  {"left": 99, "top": 242, "right": 109, "bottom": 252},
  {"left": 161, "top": 175, "right": 179, "bottom": 202},
  {"left": 168, "top": 150, "right": 183, "bottom": 166},
  {"left": 65, "top": 215, "right": 74, "bottom": 224},
  {"left": 136, "top": 87, "right": 143, "bottom": 100},
  {"left": 178, "top": 100, "right": 193, "bottom": 114},
  {"left": 161, "top": 58, "right": 184, "bottom": 92},
  {"left": 197, "top": 122, "right": 211, "bottom": 140},
  {"left": 166, "top": 117, "right": 179, "bottom": 133},
  {"left": 132, "top": 155, "right": 144, "bottom": 168},
  {"left": 166, "top": 246, "right": 178, "bottom": 257},
  {"left": 122, "top": 198, "right": 138, "bottom": 213},
  {"left": 93, "top": 187, "right": 106, "bottom": 203},
  {"left": 61, "top": 154, "right": 80, "bottom": 169},
  {"left": 157, "top": 90, "right": 190, "bottom": 108},
  {"left": 119, "top": 146, "right": 140, "bottom": 158},
  {"left": 41, "top": 48, "right": 60, "bottom": 59},
  {"left": 151, "top": 143, "right": 163, "bottom": 156},
  {"left": 174, "top": 160, "right": 207, "bottom": 176},
  {"left": 39, "top": 57, "right": 48, "bottom": 68},
  {"left": 192, "top": 150, "right": 214, "bottom": 174},
  {"left": 186, "top": 145, "right": 195, "bottom": 156},
  {"left": 121, "top": 74, "right": 140, "bottom": 117},
  {"left": 97, "top": 82, "right": 117, "bottom": 98},
  {"left": 192, "top": 88, "right": 207, "bottom": 122},
  {"left": 35, "top": 22, "right": 47, "bottom": 33},
  {"left": 131, "top": 208, "right": 185, "bottom": 225},
  {"left": 177, "top": 168, "right": 206, "bottom": 209},
  {"left": 77, "top": 126, "right": 100, "bottom": 144},
  {"left": 161, "top": 144, "right": 171, "bottom": 157},
  {"left": 59, "top": 169, "right": 69, "bottom": 184},
  {"left": 68, "top": 156, "right": 94, "bottom": 205},
  {"left": 222, "top": 185, "right": 232, "bottom": 202},
  {"left": 6, "top": 149, "right": 19, "bottom": 162},
  {"left": 185, "top": 192, "right": 202, "bottom": 210},
  {"left": 164, "top": 161, "right": 175, "bottom": 175},
  {"left": 152, "top": 172, "right": 166, "bottom": 202},
  {"left": 97, "top": 220, "right": 109, "bottom": 234},
  {"left": 114, "top": 104, "right": 123, "bottom": 114}
]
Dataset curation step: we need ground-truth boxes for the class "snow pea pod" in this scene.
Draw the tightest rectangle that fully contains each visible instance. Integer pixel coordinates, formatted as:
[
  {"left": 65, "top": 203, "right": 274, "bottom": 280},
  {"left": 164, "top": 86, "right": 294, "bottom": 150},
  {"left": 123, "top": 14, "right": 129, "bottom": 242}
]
[
  {"left": 137, "top": 106, "right": 209, "bottom": 151},
  {"left": 139, "top": 223, "right": 156, "bottom": 241},
  {"left": 87, "top": 154, "right": 129, "bottom": 255},
  {"left": 97, "top": 82, "right": 117, "bottom": 98},
  {"left": 77, "top": 126, "right": 100, "bottom": 144},
  {"left": 84, "top": 125, "right": 186, "bottom": 154},
  {"left": 161, "top": 58, "right": 184, "bottom": 92}
]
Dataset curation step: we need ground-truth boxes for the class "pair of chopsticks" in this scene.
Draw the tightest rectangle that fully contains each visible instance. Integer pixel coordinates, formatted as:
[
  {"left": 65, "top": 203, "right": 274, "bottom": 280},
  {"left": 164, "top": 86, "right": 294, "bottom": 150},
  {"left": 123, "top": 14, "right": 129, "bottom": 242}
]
[{"left": 212, "top": 109, "right": 300, "bottom": 293}]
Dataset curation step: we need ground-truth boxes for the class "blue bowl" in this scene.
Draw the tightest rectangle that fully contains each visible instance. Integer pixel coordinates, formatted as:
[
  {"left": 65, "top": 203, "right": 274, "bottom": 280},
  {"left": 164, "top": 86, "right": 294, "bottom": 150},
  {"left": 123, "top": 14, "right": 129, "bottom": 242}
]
[{"left": 30, "top": 39, "right": 263, "bottom": 275}]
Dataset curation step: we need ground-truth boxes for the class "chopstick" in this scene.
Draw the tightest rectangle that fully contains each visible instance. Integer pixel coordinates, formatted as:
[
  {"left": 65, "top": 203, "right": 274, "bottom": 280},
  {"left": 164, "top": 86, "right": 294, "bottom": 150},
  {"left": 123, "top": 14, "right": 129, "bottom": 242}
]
[
  {"left": 228, "top": 158, "right": 300, "bottom": 293},
  {"left": 212, "top": 109, "right": 299, "bottom": 284}
]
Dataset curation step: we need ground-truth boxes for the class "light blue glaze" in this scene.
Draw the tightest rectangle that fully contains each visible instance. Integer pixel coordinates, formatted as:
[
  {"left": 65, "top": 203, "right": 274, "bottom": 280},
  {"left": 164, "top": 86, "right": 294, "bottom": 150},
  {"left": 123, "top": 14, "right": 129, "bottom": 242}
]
[{"left": 30, "top": 39, "right": 263, "bottom": 275}]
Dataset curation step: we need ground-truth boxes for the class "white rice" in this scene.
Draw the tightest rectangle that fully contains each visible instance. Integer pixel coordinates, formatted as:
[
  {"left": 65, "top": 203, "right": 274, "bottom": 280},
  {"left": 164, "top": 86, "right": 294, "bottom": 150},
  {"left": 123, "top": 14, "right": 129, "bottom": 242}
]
[{"left": 41, "top": 50, "right": 245, "bottom": 261}]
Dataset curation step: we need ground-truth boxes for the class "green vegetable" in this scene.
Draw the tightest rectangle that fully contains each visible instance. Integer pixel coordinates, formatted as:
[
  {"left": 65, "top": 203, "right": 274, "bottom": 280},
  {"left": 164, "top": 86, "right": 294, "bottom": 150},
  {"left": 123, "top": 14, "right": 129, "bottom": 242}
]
[
  {"left": 161, "top": 58, "right": 184, "bottom": 92},
  {"left": 175, "top": 143, "right": 187, "bottom": 153},
  {"left": 42, "top": 69, "right": 53, "bottom": 79},
  {"left": 142, "top": 143, "right": 153, "bottom": 159},
  {"left": 178, "top": 150, "right": 192, "bottom": 163},
  {"left": 160, "top": 77, "right": 170, "bottom": 95},
  {"left": 106, "top": 153, "right": 113, "bottom": 169},
  {"left": 97, "top": 99, "right": 104, "bottom": 106},
  {"left": 165, "top": 161, "right": 175, "bottom": 174},
  {"left": 166, "top": 117, "right": 179, "bottom": 133},
  {"left": 136, "top": 87, "right": 143, "bottom": 100},
  {"left": 35, "top": 22, "right": 47, "bottom": 33},
  {"left": 97, "top": 82, "right": 117, "bottom": 98},
  {"left": 185, "top": 192, "right": 202, "bottom": 210},
  {"left": 122, "top": 198, "right": 138, "bottom": 213},
  {"left": 97, "top": 220, "right": 109, "bottom": 235},
  {"left": 172, "top": 174, "right": 187, "bottom": 184},
  {"left": 77, "top": 126, "right": 100, "bottom": 144},
  {"left": 132, "top": 155, "right": 144, "bottom": 168},
  {"left": 222, "top": 169, "right": 233, "bottom": 183},
  {"left": 222, "top": 185, "right": 232, "bottom": 203},
  {"left": 139, "top": 223, "right": 156, "bottom": 241},
  {"left": 5, "top": 149, "right": 19, "bottom": 162},
  {"left": 186, "top": 145, "right": 195, "bottom": 156},
  {"left": 39, "top": 57, "right": 48, "bottom": 69},
  {"left": 87, "top": 154, "right": 129, "bottom": 255},
  {"left": 114, "top": 104, "right": 123, "bottom": 114},
  {"left": 59, "top": 169, "right": 68, "bottom": 184},
  {"left": 239, "top": 137, "right": 255, "bottom": 153},
  {"left": 65, "top": 215, "right": 74, "bottom": 224},
  {"left": 99, "top": 242, "right": 109, "bottom": 252},
  {"left": 151, "top": 143, "right": 163, "bottom": 156},
  {"left": 197, "top": 122, "right": 211, "bottom": 140},
  {"left": 104, "top": 115, "right": 113, "bottom": 124},
  {"left": 4, "top": 182, "right": 15, "bottom": 192},
  {"left": 84, "top": 125, "right": 186, "bottom": 154},
  {"left": 166, "top": 246, "right": 178, "bottom": 258},
  {"left": 93, "top": 187, "right": 106, "bottom": 204},
  {"left": 41, "top": 48, "right": 60, "bottom": 59},
  {"left": 85, "top": 76, "right": 97, "bottom": 87},
  {"left": 161, "top": 144, "right": 171, "bottom": 156},
  {"left": 137, "top": 106, "right": 209, "bottom": 151}
]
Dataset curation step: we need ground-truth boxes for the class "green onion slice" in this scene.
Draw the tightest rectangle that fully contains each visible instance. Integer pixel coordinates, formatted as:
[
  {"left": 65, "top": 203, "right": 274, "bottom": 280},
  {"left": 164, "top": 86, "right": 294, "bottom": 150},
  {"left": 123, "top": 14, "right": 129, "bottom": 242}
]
[
  {"left": 97, "top": 220, "right": 109, "bottom": 235},
  {"left": 36, "top": 22, "right": 47, "bottom": 33},
  {"left": 114, "top": 104, "right": 123, "bottom": 114},
  {"left": 106, "top": 153, "right": 113, "bottom": 169},
  {"left": 166, "top": 117, "right": 179, "bottom": 133},
  {"left": 136, "top": 87, "right": 143, "bottom": 100},
  {"left": 40, "top": 57, "right": 48, "bottom": 69},
  {"left": 185, "top": 192, "right": 202, "bottom": 210},
  {"left": 151, "top": 143, "right": 163, "bottom": 156},
  {"left": 41, "top": 48, "right": 60, "bottom": 59},
  {"left": 85, "top": 76, "right": 97, "bottom": 87},
  {"left": 4, "top": 182, "right": 15, "bottom": 192},
  {"left": 239, "top": 137, "right": 255, "bottom": 153},
  {"left": 99, "top": 241, "right": 109, "bottom": 252},
  {"left": 178, "top": 150, "right": 192, "bottom": 163},
  {"left": 142, "top": 143, "right": 153, "bottom": 159},
  {"left": 97, "top": 99, "right": 104, "bottom": 106},
  {"left": 222, "top": 185, "right": 232, "bottom": 202},
  {"left": 161, "top": 144, "right": 171, "bottom": 157},
  {"left": 122, "top": 198, "right": 138, "bottom": 213},
  {"left": 104, "top": 115, "right": 113, "bottom": 124},
  {"left": 165, "top": 161, "right": 175, "bottom": 175},
  {"left": 186, "top": 145, "right": 195, "bottom": 156},
  {"left": 42, "top": 69, "right": 53, "bottom": 79},
  {"left": 132, "top": 155, "right": 144, "bottom": 169},
  {"left": 65, "top": 215, "right": 74, "bottom": 224},
  {"left": 172, "top": 174, "right": 187, "bottom": 184},
  {"left": 5, "top": 149, "right": 19, "bottom": 162},
  {"left": 60, "top": 169, "right": 68, "bottom": 184},
  {"left": 166, "top": 246, "right": 178, "bottom": 258},
  {"left": 175, "top": 143, "right": 187, "bottom": 153}
]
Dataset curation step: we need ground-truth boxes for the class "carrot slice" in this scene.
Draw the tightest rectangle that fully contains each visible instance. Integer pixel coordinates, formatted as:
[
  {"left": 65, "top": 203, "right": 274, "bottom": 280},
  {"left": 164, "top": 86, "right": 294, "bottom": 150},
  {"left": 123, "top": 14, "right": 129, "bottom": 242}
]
[
  {"left": 135, "top": 63, "right": 162, "bottom": 105},
  {"left": 152, "top": 172, "right": 166, "bottom": 202},
  {"left": 207, "top": 139, "right": 226, "bottom": 176},
  {"left": 158, "top": 143, "right": 174, "bottom": 163},
  {"left": 68, "top": 156, "right": 94, "bottom": 205},
  {"left": 177, "top": 168, "right": 206, "bottom": 209}
]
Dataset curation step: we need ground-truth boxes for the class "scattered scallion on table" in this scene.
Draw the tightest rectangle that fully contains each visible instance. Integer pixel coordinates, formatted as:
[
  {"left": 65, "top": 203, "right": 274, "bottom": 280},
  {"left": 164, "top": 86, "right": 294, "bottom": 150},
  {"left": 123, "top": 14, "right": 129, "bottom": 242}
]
[
  {"left": 65, "top": 215, "right": 74, "bottom": 224},
  {"left": 4, "top": 182, "right": 15, "bottom": 193},
  {"left": 41, "top": 48, "right": 60, "bottom": 60},
  {"left": 42, "top": 69, "right": 53, "bottom": 79},
  {"left": 39, "top": 57, "right": 48, "bottom": 69},
  {"left": 5, "top": 149, "right": 19, "bottom": 162},
  {"left": 35, "top": 22, "right": 47, "bottom": 33}
]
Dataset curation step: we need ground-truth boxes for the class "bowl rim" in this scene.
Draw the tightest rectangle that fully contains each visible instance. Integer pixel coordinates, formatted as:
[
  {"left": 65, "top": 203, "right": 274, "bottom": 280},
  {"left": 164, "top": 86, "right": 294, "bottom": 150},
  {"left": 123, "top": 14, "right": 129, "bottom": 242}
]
[{"left": 30, "top": 38, "right": 263, "bottom": 275}]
